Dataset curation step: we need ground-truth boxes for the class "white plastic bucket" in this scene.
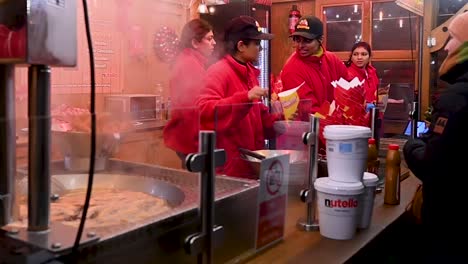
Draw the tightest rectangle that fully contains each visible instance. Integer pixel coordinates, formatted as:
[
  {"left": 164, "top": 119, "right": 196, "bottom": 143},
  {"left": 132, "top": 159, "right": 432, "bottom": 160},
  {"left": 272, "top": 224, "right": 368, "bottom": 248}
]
[
  {"left": 314, "top": 177, "right": 364, "bottom": 240},
  {"left": 273, "top": 121, "right": 309, "bottom": 150},
  {"left": 358, "top": 172, "right": 379, "bottom": 229},
  {"left": 323, "top": 125, "right": 371, "bottom": 183}
]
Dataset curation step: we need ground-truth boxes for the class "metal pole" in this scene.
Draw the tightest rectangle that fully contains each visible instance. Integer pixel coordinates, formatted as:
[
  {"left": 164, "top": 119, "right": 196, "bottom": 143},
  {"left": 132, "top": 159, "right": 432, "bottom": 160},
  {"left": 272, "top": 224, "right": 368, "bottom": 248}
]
[
  {"left": 411, "top": 101, "right": 418, "bottom": 139},
  {"left": 27, "top": 65, "right": 51, "bottom": 232},
  {"left": 199, "top": 131, "right": 215, "bottom": 264},
  {"left": 0, "top": 65, "right": 16, "bottom": 226},
  {"left": 370, "top": 108, "right": 380, "bottom": 149},
  {"left": 417, "top": 17, "right": 423, "bottom": 122},
  {"left": 297, "top": 115, "right": 319, "bottom": 231}
]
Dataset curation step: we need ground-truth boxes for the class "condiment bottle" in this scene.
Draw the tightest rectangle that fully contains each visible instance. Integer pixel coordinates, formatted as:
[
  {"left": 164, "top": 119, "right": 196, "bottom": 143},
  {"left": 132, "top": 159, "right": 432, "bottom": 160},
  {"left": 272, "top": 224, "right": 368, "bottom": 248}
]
[
  {"left": 367, "top": 138, "right": 380, "bottom": 175},
  {"left": 384, "top": 144, "right": 401, "bottom": 205}
]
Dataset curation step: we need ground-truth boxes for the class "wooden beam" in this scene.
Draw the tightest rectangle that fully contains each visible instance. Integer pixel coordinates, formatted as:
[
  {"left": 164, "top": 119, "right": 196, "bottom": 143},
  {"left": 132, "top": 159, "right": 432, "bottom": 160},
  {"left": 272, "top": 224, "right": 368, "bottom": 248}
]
[
  {"left": 429, "top": 3, "right": 468, "bottom": 53},
  {"left": 190, "top": 0, "right": 201, "bottom": 19},
  {"left": 421, "top": 0, "right": 438, "bottom": 115}
]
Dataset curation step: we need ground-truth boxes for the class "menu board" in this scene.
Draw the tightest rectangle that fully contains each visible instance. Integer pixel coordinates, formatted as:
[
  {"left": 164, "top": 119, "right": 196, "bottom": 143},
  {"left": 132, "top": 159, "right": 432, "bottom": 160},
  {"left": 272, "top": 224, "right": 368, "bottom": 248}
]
[
  {"left": 51, "top": 0, "right": 122, "bottom": 94},
  {"left": 14, "top": 0, "right": 188, "bottom": 98}
]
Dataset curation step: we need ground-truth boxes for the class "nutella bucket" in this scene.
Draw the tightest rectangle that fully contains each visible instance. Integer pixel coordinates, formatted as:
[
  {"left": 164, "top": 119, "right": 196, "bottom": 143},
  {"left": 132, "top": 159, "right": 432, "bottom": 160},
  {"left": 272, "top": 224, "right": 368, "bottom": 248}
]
[
  {"left": 358, "top": 172, "right": 379, "bottom": 229},
  {"left": 314, "top": 177, "right": 364, "bottom": 240},
  {"left": 323, "top": 125, "right": 371, "bottom": 183}
]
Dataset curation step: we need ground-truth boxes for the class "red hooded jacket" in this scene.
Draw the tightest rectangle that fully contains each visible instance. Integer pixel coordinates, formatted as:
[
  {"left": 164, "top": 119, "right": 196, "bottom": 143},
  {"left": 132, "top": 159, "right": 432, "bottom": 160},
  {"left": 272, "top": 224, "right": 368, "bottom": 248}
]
[
  {"left": 197, "top": 55, "right": 278, "bottom": 179},
  {"left": 163, "top": 48, "right": 207, "bottom": 155},
  {"left": 347, "top": 62, "right": 379, "bottom": 104},
  {"left": 280, "top": 48, "right": 349, "bottom": 118}
]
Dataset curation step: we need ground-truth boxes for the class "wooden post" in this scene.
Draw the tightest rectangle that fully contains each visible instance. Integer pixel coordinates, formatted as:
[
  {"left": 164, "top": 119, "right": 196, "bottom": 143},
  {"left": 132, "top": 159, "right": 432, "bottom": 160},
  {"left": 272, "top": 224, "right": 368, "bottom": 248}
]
[{"left": 420, "top": 0, "right": 437, "bottom": 115}]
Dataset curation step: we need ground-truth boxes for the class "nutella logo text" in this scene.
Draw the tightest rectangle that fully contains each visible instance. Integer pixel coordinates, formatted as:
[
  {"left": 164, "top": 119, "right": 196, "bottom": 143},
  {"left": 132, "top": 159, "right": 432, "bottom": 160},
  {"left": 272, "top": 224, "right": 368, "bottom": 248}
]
[{"left": 324, "top": 198, "right": 358, "bottom": 208}]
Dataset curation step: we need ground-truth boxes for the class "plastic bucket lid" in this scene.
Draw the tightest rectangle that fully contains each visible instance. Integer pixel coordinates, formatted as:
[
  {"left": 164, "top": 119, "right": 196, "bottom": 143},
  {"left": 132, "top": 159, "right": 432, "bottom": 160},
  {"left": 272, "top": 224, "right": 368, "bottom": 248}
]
[
  {"left": 362, "top": 172, "right": 379, "bottom": 187},
  {"left": 314, "top": 177, "right": 364, "bottom": 195},
  {"left": 323, "top": 125, "right": 372, "bottom": 140}
]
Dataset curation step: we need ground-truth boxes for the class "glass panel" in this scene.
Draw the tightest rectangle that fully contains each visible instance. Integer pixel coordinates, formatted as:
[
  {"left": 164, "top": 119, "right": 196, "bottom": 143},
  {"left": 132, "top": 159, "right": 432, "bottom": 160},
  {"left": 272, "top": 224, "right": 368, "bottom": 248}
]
[
  {"left": 437, "top": 0, "right": 468, "bottom": 26},
  {"left": 372, "top": 61, "right": 415, "bottom": 137},
  {"left": 324, "top": 4, "right": 363, "bottom": 51},
  {"left": 372, "top": 2, "right": 418, "bottom": 50}
]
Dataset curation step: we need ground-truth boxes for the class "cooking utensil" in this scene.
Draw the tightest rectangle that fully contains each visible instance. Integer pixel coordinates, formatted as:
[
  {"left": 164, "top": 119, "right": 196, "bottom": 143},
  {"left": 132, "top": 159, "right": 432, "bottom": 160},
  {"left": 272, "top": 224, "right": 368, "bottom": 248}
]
[{"left": 239, "top": 147, "right": 266, "bottom": 161}]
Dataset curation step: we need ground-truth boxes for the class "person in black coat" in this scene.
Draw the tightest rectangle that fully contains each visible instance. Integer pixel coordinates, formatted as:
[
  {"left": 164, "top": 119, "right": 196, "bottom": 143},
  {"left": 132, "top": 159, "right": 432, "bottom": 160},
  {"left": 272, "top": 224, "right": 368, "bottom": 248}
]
[{"left": 403, "top": 11, "right": 468, "bottom": 263}]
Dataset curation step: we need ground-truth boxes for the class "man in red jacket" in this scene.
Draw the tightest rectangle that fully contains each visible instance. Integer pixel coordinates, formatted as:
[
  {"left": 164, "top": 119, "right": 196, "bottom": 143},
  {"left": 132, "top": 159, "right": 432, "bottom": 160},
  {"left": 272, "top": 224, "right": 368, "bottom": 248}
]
[
  {"left": 281, "top": 15, "right": 349, "bottom": 119},
  {"left": 197, "top": 16, "right": 279, "bottom": 179}
]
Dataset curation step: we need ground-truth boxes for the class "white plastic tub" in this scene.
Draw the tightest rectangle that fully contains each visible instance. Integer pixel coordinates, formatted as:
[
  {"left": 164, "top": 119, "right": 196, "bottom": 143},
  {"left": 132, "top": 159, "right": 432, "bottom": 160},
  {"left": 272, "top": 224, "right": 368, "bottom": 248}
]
[
  {"left": 323, "top": 125, "right": 371, "bottom": 183},
  {"left": 314, "top": 177, "right": 364, "bottom": 240},
  {"left": 358, "top": 172, "right": 379, "bottom": 229}
]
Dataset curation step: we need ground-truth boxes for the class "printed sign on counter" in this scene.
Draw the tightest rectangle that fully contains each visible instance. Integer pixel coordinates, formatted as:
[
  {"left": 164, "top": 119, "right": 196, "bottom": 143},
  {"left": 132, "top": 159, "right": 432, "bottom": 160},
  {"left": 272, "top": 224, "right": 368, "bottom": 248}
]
[{"left": 255, "top": 154, "right": 289, "bottom": 251}]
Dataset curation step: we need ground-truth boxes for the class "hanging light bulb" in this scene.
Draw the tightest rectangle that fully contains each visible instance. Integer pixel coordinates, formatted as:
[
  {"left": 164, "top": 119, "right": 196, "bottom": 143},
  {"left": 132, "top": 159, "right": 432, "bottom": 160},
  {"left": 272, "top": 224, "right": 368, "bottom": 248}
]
[
  {"left": 198, "top": 0, "right": 209, "bottom": 14},
  {"left": 379, "top": 11, "right": 383, "bottom": 21},
  {"left": 399, "top": 19, "right": 403, "bottom": 28},
  {"left": 209, "top": 6, "right": 216, "bottom": 14}
]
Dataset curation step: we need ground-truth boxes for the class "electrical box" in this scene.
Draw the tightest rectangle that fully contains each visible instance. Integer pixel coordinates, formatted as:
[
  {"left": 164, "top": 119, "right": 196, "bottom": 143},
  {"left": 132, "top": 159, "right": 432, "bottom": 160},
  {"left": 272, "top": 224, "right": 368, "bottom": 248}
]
[{"left": 0, "top": 0, "right": 76, "bottom": 66}]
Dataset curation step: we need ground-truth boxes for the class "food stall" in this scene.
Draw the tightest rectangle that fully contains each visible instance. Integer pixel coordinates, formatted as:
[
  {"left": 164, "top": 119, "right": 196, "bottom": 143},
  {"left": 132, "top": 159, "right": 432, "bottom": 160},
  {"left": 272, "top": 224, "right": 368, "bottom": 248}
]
[{"left": 0, "top": 0, "right": 449, "bottom": 263}]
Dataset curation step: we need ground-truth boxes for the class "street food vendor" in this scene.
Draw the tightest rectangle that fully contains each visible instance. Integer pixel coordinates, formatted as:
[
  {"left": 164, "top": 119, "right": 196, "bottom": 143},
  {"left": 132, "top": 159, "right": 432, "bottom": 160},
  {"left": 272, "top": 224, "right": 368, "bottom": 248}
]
[
  {"left": 280, "top": 15, "right": 349, "bottom": 119},
  {"left": 197, "top": 16, "right": 280, "bottom": 178},
  {"left": 163, "top": 19, "right": 216, "bottom": 168},
  {"left": 345, "top": 41, "right": 379, "bottom": 109}
]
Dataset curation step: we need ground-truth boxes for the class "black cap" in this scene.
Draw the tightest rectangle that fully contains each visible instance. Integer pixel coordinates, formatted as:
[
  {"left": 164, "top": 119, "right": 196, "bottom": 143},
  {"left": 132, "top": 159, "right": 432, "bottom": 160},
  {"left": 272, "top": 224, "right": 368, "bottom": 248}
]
[
  {"left": 290, "top": 15, "right": 323, "bottom": 40},
  {"left": 224, "top": 16, "right": 274, "bottom": 43}
]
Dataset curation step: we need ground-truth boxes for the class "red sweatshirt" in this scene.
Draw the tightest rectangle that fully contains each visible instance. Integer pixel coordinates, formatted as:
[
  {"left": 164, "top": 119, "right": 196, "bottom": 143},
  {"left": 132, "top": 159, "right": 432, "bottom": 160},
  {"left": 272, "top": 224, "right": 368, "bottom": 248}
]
[
  {"left": 280, "top": 48, "right": 349, "bottom": 118},
  {"left": 197, "top": 55, "right": 278, "bottom": 179},
  {"left": 163, "top": 48, "right": 207, "bottom": 155},
  {"left": 347, "top": 62, "right": 379, "bottom": 104}
]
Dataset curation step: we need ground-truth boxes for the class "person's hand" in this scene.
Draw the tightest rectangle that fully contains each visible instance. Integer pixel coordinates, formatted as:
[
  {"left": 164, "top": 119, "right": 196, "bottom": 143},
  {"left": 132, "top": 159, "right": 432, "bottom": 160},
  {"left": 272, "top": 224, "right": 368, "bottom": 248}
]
[
  {"left": 271, "top": 100, "right": 283, "bottom": 115},
  {"left": 248, "top": 86, "right": 267, "bottom": 101},
  {"left": 366, "top": 103, "right": 375, "bottom": 112}
]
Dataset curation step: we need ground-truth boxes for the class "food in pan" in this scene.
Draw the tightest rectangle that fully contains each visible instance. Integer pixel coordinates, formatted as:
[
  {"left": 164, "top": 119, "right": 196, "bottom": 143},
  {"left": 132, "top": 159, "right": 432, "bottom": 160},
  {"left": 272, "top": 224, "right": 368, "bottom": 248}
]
[{"left": 12, "top": 188, "right": 171, "bottom": 229}]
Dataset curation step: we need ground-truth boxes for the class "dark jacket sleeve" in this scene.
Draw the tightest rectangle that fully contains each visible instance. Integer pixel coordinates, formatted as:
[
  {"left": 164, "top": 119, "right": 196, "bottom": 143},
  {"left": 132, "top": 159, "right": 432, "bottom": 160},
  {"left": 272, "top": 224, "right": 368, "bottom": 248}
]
[
  {"left": 403, "top": 138, "right": 427, "bottom": 181},
  {"left": 403, "top": 85, "right": 468, "bottom": 183}
]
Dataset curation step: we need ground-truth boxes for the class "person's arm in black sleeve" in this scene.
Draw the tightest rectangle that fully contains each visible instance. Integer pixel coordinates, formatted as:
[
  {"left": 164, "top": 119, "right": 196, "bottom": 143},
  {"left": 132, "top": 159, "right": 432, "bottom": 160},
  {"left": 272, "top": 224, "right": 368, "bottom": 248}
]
[
  {"left": 403, "top": 90, "right": 467, "bottom": 183},
  {"left": 403, "top": 137, "right": 427, "bottom": 181}
]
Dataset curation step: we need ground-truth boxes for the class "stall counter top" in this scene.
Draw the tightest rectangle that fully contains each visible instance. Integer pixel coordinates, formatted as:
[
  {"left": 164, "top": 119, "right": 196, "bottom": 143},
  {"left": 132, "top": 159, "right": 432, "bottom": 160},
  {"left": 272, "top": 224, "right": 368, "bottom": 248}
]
[{"left": 239, "top": 174, "right": 421, "bottom": 264}]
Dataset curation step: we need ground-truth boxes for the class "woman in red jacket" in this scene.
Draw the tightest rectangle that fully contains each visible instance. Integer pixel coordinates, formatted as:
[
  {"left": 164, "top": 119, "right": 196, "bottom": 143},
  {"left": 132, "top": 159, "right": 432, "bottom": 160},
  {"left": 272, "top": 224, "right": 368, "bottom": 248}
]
[
  {"left": 345, "top": 41, "right": 379, "bottom": 106},
  {"left": 163, "top": 19, "right": 216, "bottom": 168},
  {"left": 197, "top": 16, "right": 279, "bottom": 179}
]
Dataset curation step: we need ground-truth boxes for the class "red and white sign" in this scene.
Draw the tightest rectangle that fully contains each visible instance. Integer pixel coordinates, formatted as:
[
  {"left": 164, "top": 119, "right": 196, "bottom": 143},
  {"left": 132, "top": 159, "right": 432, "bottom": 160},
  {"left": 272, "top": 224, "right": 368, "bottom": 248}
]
[{"left": 255, "top": 155, "right": 289, "bottom": 250}]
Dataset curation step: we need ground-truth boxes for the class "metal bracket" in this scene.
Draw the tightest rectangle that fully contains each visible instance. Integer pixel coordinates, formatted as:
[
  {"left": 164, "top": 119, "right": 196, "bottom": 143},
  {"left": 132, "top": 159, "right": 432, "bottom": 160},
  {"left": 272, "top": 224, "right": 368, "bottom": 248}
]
[
  {"left": 302, "top": 131, "right": 315, "bottom": 146},
  {"left": 186, "top": 149, "right": 226, "bottom": 173},
  {"left": 297, "top": 115, "right": 320, "bottom": 232},
  {"left": 2, "top": 221, "right": 99, "bottom": 253},
  {"left": 426, "top": 36, "right": 436, "bottom": 48},
  {"left": 184, "top": 131, "right": 225, "bottom": 264},
  {"left": 184, "top": 225, "right": 224, "bottom": 256}
]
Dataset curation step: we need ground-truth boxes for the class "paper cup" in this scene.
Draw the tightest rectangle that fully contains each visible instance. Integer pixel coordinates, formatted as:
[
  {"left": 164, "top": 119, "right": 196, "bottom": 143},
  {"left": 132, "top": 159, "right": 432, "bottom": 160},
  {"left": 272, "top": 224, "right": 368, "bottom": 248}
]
[{"left": 278, "top": 87, "right": 300, "bottom": 120}]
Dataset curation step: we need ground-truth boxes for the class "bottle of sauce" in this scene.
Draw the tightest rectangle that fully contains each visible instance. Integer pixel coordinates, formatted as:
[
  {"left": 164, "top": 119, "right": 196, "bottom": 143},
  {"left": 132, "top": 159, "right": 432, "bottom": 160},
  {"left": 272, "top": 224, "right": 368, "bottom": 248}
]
[
  {"left": 384, "top": 144, "right": 401, "bottom": 205},
  {"left": 367, "top": 138, "right": 379, "bottom": 174}
]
